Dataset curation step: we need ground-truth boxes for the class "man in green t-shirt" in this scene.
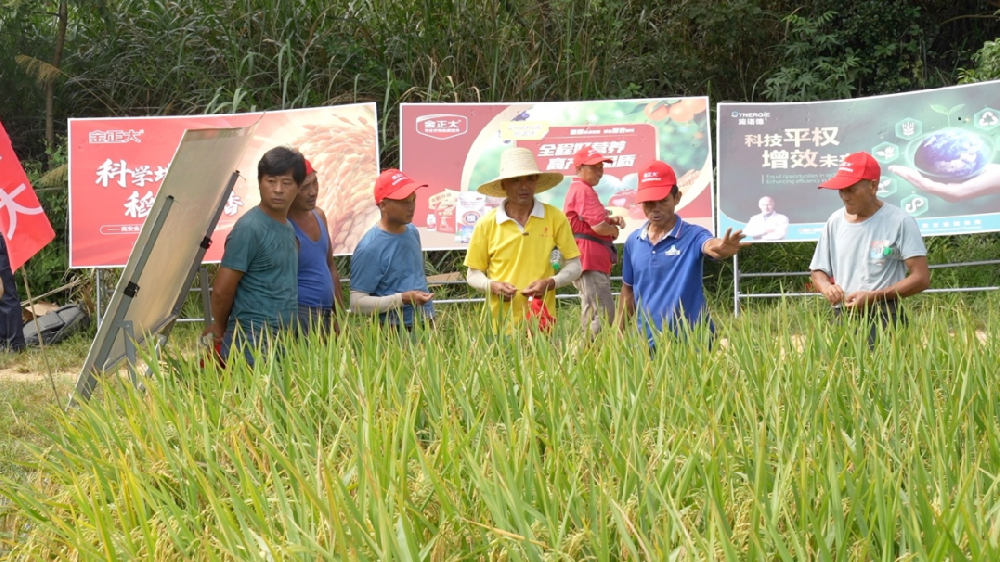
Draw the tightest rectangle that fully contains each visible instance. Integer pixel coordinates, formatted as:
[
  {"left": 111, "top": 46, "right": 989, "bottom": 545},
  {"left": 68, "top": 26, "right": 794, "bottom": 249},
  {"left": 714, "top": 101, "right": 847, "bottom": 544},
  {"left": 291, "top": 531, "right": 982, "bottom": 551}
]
[{"left": 203, "top": 146, "right": 305, "bottom": 366}]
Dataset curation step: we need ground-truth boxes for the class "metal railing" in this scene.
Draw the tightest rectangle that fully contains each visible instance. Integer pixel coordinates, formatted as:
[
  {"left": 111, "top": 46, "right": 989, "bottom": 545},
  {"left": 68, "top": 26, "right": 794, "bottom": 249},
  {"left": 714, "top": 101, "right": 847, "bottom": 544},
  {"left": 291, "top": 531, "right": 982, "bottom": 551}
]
[
  {"left": 94, "top": 270, "right": 631, "bottom": 327},
  {"left": 733, "top": 255, "right": 1000, "bottom": 316}
]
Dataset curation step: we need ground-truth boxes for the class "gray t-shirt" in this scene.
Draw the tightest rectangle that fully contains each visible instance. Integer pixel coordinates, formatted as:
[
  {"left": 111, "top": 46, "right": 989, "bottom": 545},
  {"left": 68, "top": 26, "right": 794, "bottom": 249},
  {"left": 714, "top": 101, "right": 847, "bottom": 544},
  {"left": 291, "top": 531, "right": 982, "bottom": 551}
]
[{"left": 809, "top": 203, "right": 927, "bottom": 296}]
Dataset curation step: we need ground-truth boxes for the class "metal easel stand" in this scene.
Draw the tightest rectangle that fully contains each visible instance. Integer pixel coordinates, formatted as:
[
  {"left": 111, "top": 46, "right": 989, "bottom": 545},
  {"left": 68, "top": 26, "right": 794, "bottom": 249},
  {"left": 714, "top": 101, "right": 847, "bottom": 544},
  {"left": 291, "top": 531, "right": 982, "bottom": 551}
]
[
  {"left": 153, "top": 169, "right": 236, "bottom": 346},
  {"left": 74, "top": 195, "right": 176, "bottom": 403},
  {"left": 72, "top": 173, "right": 238, "bottom": 406},
  {"left": 115, "top": 319, "right": 145, "bottom": 391}
]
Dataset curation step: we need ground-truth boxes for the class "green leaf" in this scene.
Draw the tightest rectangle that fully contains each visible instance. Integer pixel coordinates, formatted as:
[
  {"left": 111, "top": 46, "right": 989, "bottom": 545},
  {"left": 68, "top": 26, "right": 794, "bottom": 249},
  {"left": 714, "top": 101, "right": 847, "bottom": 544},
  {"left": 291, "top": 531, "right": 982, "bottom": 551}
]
[
  {"left": 930, "top": 104, "right": 950, "bottom": 114},
  {"left": 949, "top": 104, "right": 965, "bottom": 114}
]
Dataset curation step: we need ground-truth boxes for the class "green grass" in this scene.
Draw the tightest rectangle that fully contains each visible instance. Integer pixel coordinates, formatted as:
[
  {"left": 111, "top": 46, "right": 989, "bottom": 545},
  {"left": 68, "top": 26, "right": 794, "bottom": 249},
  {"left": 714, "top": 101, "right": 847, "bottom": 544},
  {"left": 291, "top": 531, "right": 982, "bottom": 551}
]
[
  {"left": 0, "top": 298, "right": 997, "bottom": 560},
  {"left": 0, "top": 332, "right": 94, "bottom": 374}
]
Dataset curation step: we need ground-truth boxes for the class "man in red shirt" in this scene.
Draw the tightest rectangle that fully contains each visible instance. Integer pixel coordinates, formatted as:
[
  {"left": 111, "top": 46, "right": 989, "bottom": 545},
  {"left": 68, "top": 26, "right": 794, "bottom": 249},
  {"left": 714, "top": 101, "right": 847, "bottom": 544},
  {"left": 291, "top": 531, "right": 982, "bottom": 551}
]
[{"left": 564, "top": 147, "right": 626, "bottom": 336}]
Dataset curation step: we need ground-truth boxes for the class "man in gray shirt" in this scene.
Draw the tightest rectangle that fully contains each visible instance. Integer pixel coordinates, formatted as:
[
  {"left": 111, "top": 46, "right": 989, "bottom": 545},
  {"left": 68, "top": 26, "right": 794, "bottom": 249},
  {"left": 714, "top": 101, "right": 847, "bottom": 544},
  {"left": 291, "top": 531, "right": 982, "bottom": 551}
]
[{"left": 809, "top": 151, "right": 930, "bottom": 347}]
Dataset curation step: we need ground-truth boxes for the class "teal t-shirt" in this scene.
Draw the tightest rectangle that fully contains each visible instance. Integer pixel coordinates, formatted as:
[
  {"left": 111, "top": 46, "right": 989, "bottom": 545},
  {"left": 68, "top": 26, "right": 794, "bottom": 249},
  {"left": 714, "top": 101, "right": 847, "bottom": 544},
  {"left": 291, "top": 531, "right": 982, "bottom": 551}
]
[{"left": 221, "top": 206, "right": 298, "bottom": 331}]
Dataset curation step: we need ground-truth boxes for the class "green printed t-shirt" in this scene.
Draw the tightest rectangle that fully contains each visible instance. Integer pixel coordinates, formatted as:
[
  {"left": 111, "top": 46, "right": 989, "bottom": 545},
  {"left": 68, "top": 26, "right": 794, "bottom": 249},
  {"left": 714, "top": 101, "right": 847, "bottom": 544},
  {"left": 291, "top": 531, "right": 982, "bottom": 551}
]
[{"left": 221, "top": 206, "right": 299, "bottom": 332}]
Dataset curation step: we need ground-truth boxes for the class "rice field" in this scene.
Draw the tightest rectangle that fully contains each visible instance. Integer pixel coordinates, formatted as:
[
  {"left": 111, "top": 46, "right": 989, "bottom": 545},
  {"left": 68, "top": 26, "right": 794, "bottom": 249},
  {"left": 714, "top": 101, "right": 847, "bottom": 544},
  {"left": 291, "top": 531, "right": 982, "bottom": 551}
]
[{"left": 1, "top": 300, "right": 998, "bottom": 560}]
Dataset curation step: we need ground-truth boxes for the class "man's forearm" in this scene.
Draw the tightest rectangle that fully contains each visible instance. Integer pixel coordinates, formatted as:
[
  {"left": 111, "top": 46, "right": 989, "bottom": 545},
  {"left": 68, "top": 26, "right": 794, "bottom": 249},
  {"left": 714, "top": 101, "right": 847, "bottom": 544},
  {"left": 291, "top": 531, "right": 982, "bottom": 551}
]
[
  {"left": 590, "top": 221, "right": 618, "bottom": 237},
  {"left": 331, "top": 266, "right": 344, "bottom": 308},
  {"left": 551, "top": 257, "right": 582, "bottom": 288},
  {"left": 350, "top": 291, "right": 403, "bottom": 315},
  {"left": 703, "top": 239, "right": 737, "bottom": 260},
  {"left": 616, "top": 284, "right": 636, "bottom": 328},
  {"left": 870, "top": 274, "right": 929, "bottom": 301},
  {"left": 810, "top": 270, "right": 834, "bottom": 292},
  {"left": 773, "top": 219, "right": 789, "bottom": 239},
  {"left": 742, "top": 220, "right": 763, "bottom": 238},
  {"left": 466, "top": 268, "right": 492, "bottom": 293},
  {"left": 210, "top": 292, "right": 234, "bottom": 332}
]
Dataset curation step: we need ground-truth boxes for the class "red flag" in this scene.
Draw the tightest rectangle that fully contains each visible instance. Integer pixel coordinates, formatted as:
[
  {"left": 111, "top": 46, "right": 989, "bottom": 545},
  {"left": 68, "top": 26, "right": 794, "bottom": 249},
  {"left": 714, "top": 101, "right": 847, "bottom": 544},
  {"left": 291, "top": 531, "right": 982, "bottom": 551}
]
[{"left": 0, "top": 121, "right": 56, "bottom": 270}]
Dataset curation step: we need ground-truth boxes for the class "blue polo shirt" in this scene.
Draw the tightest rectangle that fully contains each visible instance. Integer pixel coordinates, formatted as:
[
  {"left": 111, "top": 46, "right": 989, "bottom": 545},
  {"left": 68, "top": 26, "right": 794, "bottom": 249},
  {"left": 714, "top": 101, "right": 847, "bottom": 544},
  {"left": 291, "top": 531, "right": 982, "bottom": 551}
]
[{"left": 621, "top": 217, "right": 714, "bottom": 347}]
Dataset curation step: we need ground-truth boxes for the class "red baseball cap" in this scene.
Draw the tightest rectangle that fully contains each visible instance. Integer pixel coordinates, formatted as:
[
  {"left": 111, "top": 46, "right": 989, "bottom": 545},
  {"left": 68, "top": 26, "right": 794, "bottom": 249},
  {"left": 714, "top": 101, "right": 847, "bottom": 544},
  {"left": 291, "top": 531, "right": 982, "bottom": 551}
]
[
  {"left": 635, "top": 161, "right": 678, "bottom": 203},
  {"left": 303, "top": 157, "right": 315, "bottom": 176},
  {"left": 374, "top": 168, "right": 426, "bottom": 204},
  {"left": 818, "top": 152, "right": 881, "bottom": 190},
  {"left": 573, "top": 146, "right": 613, "bottom": 167}
]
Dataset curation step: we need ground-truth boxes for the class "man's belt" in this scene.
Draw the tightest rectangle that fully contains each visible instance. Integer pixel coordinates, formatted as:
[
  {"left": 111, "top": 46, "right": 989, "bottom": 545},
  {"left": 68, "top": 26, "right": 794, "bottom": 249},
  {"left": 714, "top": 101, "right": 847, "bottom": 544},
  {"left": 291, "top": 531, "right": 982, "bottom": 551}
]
[{"left": 573, "top": 233, "right": 617, "bottom": 263}]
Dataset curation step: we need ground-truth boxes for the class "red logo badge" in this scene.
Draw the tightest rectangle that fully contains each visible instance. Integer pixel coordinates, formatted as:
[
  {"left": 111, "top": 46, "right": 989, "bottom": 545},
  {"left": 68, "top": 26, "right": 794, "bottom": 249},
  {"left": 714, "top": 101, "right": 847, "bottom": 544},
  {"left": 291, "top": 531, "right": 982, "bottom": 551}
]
[{"left": 416, "top": 114, "right": 469, "bottom": 140}]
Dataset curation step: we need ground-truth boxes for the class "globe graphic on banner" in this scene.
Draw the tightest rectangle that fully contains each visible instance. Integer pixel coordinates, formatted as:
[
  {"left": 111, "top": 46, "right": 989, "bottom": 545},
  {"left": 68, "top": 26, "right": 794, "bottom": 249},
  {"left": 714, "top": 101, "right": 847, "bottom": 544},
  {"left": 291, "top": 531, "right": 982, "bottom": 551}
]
[{"left": 912, "top": 128, "right": 991, "bottom": 181}]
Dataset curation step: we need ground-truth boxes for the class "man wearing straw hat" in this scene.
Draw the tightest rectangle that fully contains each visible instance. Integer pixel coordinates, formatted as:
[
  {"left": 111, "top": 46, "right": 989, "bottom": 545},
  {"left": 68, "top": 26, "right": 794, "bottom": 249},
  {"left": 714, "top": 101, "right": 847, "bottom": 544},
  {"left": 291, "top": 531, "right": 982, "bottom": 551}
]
[
  {"left": 810, "top": 151, "right": 929, "bottom": 347},
  {"left": 465, "top": 147, "right": 582, "bottom": 331},
  {"left": 350, "top": 168, "right": 435, "bottom": 332},
  {"left": 564, "top": 146, "right": 625, "bottom": 336},
  {"left": 618, "top": 160, "right": 749, "bottom": 350}
]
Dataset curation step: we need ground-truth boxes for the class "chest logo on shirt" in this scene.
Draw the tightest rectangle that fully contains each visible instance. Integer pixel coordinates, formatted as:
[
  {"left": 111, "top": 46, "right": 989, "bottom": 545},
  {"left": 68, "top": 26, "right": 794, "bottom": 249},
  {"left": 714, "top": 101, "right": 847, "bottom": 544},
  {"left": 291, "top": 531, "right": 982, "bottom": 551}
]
[
  {"left": 666, "top": 245, "right": 681, "bottom": 256},
  {"left": 868, "top": 240, "right": 894, "bottom": 266}
]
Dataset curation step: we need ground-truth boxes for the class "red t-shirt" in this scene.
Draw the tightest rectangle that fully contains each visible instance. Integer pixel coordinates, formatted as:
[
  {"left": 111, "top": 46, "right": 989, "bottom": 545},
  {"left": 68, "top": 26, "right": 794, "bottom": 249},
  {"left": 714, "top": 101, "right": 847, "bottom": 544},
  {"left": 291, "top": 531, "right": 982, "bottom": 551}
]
[{"left": 563, "top": 178, "right": 614, "bottom": 274}]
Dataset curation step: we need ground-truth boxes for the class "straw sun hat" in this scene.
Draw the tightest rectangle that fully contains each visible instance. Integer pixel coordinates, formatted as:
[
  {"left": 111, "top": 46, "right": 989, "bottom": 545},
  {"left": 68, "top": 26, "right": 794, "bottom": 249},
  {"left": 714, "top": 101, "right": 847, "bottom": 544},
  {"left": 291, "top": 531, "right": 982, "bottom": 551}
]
[{"left": 476, "top": 147, "right": 565, "bottom": 198}]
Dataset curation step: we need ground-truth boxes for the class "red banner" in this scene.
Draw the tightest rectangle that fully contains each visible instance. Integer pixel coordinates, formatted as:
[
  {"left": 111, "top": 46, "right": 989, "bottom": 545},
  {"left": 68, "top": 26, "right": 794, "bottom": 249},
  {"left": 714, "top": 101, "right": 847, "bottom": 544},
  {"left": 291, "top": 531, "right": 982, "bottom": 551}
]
[
  {"left": 400, "top": 100, "right": 715, "bottom": 250},
  {"left": 69, "top": 104, "right": 379, "bottom": 267},
  {"left": 0, "top": 121, "right": 56, "bottom": 270}
]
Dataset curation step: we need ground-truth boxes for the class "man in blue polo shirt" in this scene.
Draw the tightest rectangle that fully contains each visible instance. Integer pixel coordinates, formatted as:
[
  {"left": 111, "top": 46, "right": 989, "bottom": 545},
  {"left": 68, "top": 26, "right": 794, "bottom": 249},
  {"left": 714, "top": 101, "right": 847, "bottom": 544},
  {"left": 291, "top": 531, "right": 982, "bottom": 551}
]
[{"left": 618, "top": 160, "right": 749, "bottom": 349}]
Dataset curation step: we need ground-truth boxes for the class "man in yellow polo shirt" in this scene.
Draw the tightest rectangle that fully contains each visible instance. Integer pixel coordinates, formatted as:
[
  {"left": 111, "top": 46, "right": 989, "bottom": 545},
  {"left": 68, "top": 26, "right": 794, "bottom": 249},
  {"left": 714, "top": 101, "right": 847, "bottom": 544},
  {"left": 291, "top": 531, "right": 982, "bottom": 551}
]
[{"left": 465, "top": 147, "right": 582, "bottom": 331}]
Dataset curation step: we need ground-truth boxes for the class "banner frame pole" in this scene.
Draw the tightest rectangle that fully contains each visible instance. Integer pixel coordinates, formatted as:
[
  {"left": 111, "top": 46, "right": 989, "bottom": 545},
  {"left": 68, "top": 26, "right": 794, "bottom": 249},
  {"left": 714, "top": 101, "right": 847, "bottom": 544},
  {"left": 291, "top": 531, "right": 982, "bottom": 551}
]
[
  {"left": 95, "top": 269, "right": 102, "bottom": 330},
  {"left": 733, "top": 254, "right": 741, "bottom": 318},
  {"left": 199, "top": 266, "right": 212, "bottom": 324}
]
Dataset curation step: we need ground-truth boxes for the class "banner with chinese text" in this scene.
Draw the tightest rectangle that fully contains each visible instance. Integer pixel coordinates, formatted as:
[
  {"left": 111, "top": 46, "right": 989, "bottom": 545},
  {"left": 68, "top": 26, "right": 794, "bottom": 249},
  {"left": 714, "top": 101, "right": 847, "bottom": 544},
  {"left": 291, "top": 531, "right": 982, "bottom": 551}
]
[
  {"left": 0, "top": 120, "right": 56, "bottom": 270},
  {"left": 717, "top": 80, "right": 1000, "bottom": 242},
  {"left": 400, "top": 99, "right": 714, "bottom": 249},
  {"left": 68, "top": 103, "right": 378, "bottom": 267}
]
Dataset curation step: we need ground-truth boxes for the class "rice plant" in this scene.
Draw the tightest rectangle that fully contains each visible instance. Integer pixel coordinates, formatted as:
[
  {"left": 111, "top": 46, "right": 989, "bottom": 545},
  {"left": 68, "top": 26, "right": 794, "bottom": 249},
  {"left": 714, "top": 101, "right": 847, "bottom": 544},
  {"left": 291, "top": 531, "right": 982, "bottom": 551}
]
[{"left": 1, "top": 300, "right": 998, "bottom": 560}]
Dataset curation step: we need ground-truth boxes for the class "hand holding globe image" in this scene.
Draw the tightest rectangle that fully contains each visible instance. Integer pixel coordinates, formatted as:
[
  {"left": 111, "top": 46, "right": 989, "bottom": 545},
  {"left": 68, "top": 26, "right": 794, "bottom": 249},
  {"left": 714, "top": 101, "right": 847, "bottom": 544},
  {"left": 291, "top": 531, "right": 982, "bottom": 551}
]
[
  {"left": 911, "top": 128, "right": 991, "bottom": 182},
  {"left": 891, "top": 127, "right": 1000, "bottom": 203}
]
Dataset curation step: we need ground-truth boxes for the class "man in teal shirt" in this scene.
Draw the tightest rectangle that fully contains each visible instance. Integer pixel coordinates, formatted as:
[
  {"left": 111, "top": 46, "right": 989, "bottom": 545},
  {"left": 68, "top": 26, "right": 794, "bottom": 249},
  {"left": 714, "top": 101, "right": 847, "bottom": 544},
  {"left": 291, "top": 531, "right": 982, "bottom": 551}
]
[{"left": 203, "top": 146, "right": 304, "bottom": 366}]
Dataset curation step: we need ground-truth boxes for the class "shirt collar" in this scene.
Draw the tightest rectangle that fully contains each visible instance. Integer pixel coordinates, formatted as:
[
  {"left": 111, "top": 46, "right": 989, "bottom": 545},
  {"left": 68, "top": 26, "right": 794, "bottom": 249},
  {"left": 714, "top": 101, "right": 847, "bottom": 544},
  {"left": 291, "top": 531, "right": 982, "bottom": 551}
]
[
  {"left": 496, "top": 198, "right": 545, "bottom": 225},
  {"left": 639, "top": 217, "right": 683, "bottom": 242}
]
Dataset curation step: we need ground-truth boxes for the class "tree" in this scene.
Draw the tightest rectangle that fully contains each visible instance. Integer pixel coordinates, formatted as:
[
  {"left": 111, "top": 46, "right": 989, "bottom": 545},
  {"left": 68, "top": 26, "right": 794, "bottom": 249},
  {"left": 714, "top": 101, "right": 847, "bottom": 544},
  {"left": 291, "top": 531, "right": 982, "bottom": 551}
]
[
  {"left": 960, "top": 39, "right": 1000, "bottom": 83},
  {"left": 12, "top": 0, "right": 69, "bottom": 167}
]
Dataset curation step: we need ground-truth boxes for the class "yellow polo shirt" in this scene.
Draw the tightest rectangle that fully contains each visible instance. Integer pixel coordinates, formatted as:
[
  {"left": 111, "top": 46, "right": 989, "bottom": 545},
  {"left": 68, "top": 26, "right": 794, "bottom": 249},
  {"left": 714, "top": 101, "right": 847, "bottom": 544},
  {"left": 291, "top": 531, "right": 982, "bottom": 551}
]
[{"left": 465, "top": 199, "right": 581, "bottom": 331}]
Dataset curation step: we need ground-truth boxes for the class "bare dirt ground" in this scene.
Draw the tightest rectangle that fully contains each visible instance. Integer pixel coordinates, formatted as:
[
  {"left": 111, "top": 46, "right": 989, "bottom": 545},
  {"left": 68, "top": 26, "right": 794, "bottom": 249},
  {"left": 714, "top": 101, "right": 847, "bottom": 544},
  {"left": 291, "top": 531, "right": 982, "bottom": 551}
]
[{"left": 0, "top": 369, "right": 77, "bottom": 383}]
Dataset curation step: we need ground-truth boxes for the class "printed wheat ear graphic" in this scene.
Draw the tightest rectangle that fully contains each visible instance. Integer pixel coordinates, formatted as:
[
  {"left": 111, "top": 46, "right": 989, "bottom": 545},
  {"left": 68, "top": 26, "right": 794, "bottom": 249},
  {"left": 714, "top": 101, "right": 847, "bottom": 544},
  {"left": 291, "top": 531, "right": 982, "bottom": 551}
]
[{"left": 292, "top": 112, "right": 379, "bottom": 255}]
